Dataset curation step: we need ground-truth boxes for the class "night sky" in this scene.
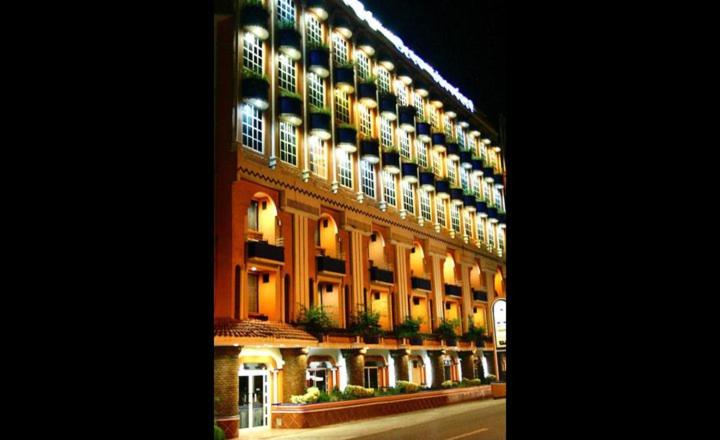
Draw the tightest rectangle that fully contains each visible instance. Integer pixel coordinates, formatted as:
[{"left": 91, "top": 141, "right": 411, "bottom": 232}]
[{"left": 359, "top": 0, "right": 506, "bottom": 129}]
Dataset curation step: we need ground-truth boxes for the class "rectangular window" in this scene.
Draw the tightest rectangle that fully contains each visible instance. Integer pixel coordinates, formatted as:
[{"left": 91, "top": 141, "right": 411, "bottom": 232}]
[
  {"left": 380, "top": 117, "right": 393, "bottom": 148},
  {"left": 419, "top": 190, "right": 432, "bottom": 221},
  {"left": 241, "top": 104, "right": 264, "bottom": 153},
  {"left": 402, "top": 181, "right": 415, "bottom": 214},
  {"left": 332, "top": 32, "right": 348, "bottom": 64},
  {"left": 279, "top": 122, "right": 297, "bottom": 166},
  {"left": 383, "top": 171, "right": 397, "bottom": 207},
  {"left": 308, "top": 136, "right": 327, "bottom": 178},
  {"left": 338, "top": 150, "right": 353, "bottom": 188},
  {"left": 414, "top": 94, "right": 425, "bottom": 119},
  {"left": 276, "top": 0, "right": 296, "bottom": 24},
  {"left": 444, "top": 115, "right": 453, "bottom": 137},
  {"left": 471, "top": 173, "right": 480, "bottom": 196},
  {"left": 428, "top": 105, "right": 438, "bottom": 129},
  {"left": 359, "top": 104, "right": 372, "bottom": 137},
  {"left": 457, "top": 126, "right": 465, "bottom": 148},
  {"left": 305, "top": 13, "right": 322, "bottom": 45},
  {"left": 247, "top": 273, "right": 259, "bottom": 314},
  {"left": 278, "top": 54, "right": 296, "bottom": 92},
  {"left": 480, "top": 144, "right": 487, "bottom": 161},
  {"left": 488, "top": 223, "right": 495, "bottom": 248},
  {"left": 376, "top": 66, "right": 391, "bottom": 94},
  {"left": 468, "top": 133, "right": 476, "bottom": 152},
  {"left": 433, "top": 151, "right": 443, "bottom": 177},
  {"left": 416, "top": 139, "right": 428, "bottom": 168},
  {"left": 484, "top": 183, "right": 491, "bottom": 205},
  {"left": 396, "top": 81, "right": 408, "bottom": 106},
  {"left": 464, "top": 211, "right": 473, "bottom": 238},
  {"left": 447, "top": 158, "right": 456, "bottom": 185},
  {"left": 450, "top": 204, "right": 461, "bottom": 232},
  {"left": 242, "top": 33, "right": 264, "bottom": 74},
  {"left": 356, "top": 51, "right": 370, "bottom": 80},
  {"left": 494, "top": 186, "right": 502, "bottom": 209},
  {"left": 498, "top": 228, "right": 505, "bottom": 253},
  {"left": 460, "top": 168, "right": 469, "bottom": 191},
  {"left": 307, "top": 72, "right": 325, "bottom": 108},
  {"left": 476, "top": 216, "right": 486, "bottom": 242},
  {"left": 398, "top": 129, "right": 411, "bottom": 159},
  {"left": 436, "top": 197, "right": 446, "bottom": 227},
  {"left": 360, "top": 160, "right": 376, "bottom": 198},
  {"left": 335, "top": 89, "right": 350, "bottom": 123},
  {"left": 247, "top": 200, "right": 259, "bottom": 230}
]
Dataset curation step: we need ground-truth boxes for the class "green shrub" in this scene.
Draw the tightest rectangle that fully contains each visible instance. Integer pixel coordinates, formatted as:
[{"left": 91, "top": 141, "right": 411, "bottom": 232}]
[
  {"left": 297, "top": 305, "right": 334, "bottom": 338},
  {"left": 214, "top": 425, "right": 225, "bottom": 440},
  {"left": 290, "top": 386, "right": 320, "bottom": 404},
  {"left": 441, "top": 380, "right": 457, "bottom": 388},
  {"left": 481, "top": 374, "right": 497, "bottom": 384},
  {"left": 343, "top": 385, "right": 375, "bottom": 399},
  {"left": 396, "top": 380, "right": 420, "bottom": 393},
  {"left": 435, "top": 318, "right": 460, "bottom": 340},
  {"left": 460, "top": 378, "right": 483, "bottom": 387},
  {"left": 349, "top": 307, "right": 382, "bottom": 338}
]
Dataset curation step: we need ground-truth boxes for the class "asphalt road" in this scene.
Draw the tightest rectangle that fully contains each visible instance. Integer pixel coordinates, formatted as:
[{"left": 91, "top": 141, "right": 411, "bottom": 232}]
[{"left": 239, "top": 398, "right": 505, "bottom": 440}]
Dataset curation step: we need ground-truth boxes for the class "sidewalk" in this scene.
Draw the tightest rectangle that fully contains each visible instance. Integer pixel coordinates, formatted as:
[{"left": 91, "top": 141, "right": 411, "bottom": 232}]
[{"left": 234, "top": 398, "right": 505, "bottom": 440}]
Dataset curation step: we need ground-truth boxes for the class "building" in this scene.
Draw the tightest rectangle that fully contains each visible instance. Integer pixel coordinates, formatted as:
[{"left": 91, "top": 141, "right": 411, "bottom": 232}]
[{"left": 214, "top": 0, "right": 507, "bottom": 436}]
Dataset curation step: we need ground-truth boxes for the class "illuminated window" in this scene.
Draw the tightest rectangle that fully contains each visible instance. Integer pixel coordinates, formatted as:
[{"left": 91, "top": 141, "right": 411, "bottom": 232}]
[
  {"left": 498, "top": 228, "right": 505, "bottom": 253},
  {"left": 242, "top": 33, "right": 263, "bottom": 74},
  {"left": 428, "top": 105, "right": 438, "bottom": 129},
  {"left": 276, "top": 0, "right": 296, "bottom": 25},
  {"left": 308, "top": 137, "right": 326, "bottom": 178},
  {"left": 419, "top": 190, "right": 432, "bottom": 221},
  {"left": 450, "top": 204, "right": 461, "bottom": 232},
  {"left": 338, "top": 150, "right": 353, "bottom": 188},
  {"left": 278, "top": 54, "right": 296, "bottom": 92},
  {"left": 279, "top": 121, "right": 297, "bottom": 166},
  {"left": 447, "top": 158, "right": 456, "bottom": 185},
  {"left": 305, "top": 13, "right": 322, "bottom": 45},
  {"left": 436, "top": 197, "right": 446, "bottom": 227},
  {"left": 483, "top": 181, "right": 491, "bottom": 204},
  {"left": 335, "top": 89, "right": 350, "bottom": 123},
  {"left": 359, "top": 104, "right": 372, "bottom": 136},
  {"left": 456, "top": 126, "right": 465, "bottom": 148},
  {"left": 468, "top": 133, "right": 476, "bottom": 152},
  {"left": 380, "top": 117, "right": 393, "bottom": 148},
  {"left": 476, "top": 216, "right": 486, "bottom": 242},
  {"left": 402, "top": 181, "right": 415, "bottom": 214},
  {"left": 356, "top": 51, "right": 370, "bottom": 80},
  {"left": 398, "top": 129, "right": 411, "bottom": 159},
  {"left": 480, "top": 143, "right": 487, "bottom": 161},
  {"left": 414, "top": 94, "right": 425, "bottom": 119},
  {"left": 241, "top": 104, "right": 264, "bottom": 153},
  {"left": 494, "top": 186, "right": 502, "bottom": 209},
  {"left": 307, "top": 72, "right": 325, "bottom": 108},
  {"left": 396, "top": 80, "right": 408, "bottom": 106},
  {"left": 332, "top": 32, "right": 348, "bottom": 64},
  {"left": 488, "top": 223, "right": 495, "bottom": 247},
  {"left": 433, "top": 151, "right": 443, "bottom": 177},
  {"left": 444, "top": 114, "right": 453, "bottom": 137},
  {"left": 360, "top": 160, "right": 376, "bottom": 198},
  {"left": 460, "top": 168, "right": 469, "bottom": 191},
  {"left": 416, "top": 139, "right": 428, "bottom": 168},
  {"left": 464, "top": 211, "right": 473, "bottom": 238},
  {"left": 376, "top": 66, "right": 391, "bottom": 94},
  {"left": 471, "top": 173, "right": 480, "bottom": 196},
  {"left": 383, "top": 171, "right": 397, "bottom": 207}
]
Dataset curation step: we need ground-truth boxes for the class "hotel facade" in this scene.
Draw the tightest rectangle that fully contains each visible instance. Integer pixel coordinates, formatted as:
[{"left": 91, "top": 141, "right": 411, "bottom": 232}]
[{"left": 214, "top": 0, "right": 507, "bottom": 436}]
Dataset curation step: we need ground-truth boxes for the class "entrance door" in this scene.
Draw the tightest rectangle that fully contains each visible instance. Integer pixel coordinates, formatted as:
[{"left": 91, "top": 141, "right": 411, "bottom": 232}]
[{"left": 239, "top": 370, "right": 269, "bottom": 430}]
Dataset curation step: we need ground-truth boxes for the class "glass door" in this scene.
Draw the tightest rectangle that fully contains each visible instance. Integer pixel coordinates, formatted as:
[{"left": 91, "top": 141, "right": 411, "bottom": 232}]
[{"left": 239, "top": 370, "right": 268, "bottom": 430}]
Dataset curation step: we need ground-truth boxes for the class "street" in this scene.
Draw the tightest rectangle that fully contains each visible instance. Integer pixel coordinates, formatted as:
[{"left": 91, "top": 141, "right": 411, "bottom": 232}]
[{"left": 238, "top": 398, "right": 505, "bottom": 440}]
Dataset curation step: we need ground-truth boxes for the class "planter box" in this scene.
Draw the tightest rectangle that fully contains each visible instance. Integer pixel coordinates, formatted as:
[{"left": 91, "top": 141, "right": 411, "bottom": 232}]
[
  {"left": 435, "top": 179, "right": 450, "bottom": 197},
  {"left": 241, "top": 77, "right": 269, "bottom": 110},
  {"left": 431, "top": 132, "right": 446, "bottom": 151},
  {"left": 359, "top": 138, "right": 380, "bottom": 164},
  {"left": 472, "top": 290, "right": 488, "bottom": 302},
  {"left": 247, "top": 240, "right": 284, "bottom": 263},
  {"left": 309, "top": 111, "right": 331, "bottom": 140},
  {"left": 307, "top": 47, "right": 330, "bottom": 78},
  {"left": 277, "top": 27, "right": 301, "bottom": 60},
  {"left": 363, "top": 335, "right": 380, "bottom": 344},
  {"left": 240, "top": 4, "right": 269, "bottom": 40},
  {"left": 445, "top": 283, "right": 462, "bottom": 297},
  {"left": 278, "top": 95, "right": 302, "bottom": 126},
  {"left": 357, "top": 82, "right": 377, "bottom": 107},
  {"left": 401, "top": 162, "right": 418, "bottom": 183},
  {"left": 491, "top": 382, "right": 506, "bottom": 399},
  {"left": 379, "top": 94, "right": 397, "bottom": 120},
  {"left": 369, "top": 266, "right": 394, "bottom": 284},
  {"left": 382, "top": 151, "right": 400, "bottom": 174},
  {"left": 336, "top": 126, "right": 357, "bottom": 152},
  {"left": 450, "top": 188, "right": 464, "bottom": 205},
  {"left": 445, "top": 338, "right": 457, "bottom": 347},
  {"left": 271, "top": 385, "right": 492, "bottom": 429},
  {"left": 334, "top": 66, "right": 355, "bottom": 93},
  {"left": 459, "top": 151, "right": 473, "bottom": 169},
  {"left": 446, "top": 142, "right": 460, "bottom": 161},
  {"left": 316, "top": 255, "right": 346, "bottom": 274},
  {"left": 416, "top": 121, "right": 431, "bottom": 142},
  {"left": 411, "top": 276, "right": 431, "bottom": 291},
  {"left": 398, "top": 105, "right": 416, "bottom": 132},
  {"left": 409, "top": 336, "right": 424, "bottom": 346}
]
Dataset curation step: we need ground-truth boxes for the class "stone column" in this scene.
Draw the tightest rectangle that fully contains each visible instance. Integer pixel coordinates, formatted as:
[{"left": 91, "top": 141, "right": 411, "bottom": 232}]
[
  {"left": 390, "top": 350, "right": 410, "bottom": 382},
  {"left": 280, "top": 348, "right": 308, "bottom": 402},
  {"left": 430, "top": 253, "right": 445, "bottom": 329},
  {"left": 460, "top": 263, "right": 473, "bottom": 334},
  {"left": 427, "top": 350, "right": 446, "bottom": 387},
  {"left": 214, "top": 346, "right": 241, "bottom": 439},
  {"left": 342, "top": 349, "right": 365, "bottom": 386},
  {"left": 458, "top": 351, "right": 476, "bottom": 380},
  {"left": 349, "top": 230, "right": 365, "bottom": 319}
]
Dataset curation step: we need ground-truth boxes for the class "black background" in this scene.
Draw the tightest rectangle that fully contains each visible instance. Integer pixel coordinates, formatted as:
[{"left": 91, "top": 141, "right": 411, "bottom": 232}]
[{"left": 9, "top": 0, "right": 710, "bottom": 438}]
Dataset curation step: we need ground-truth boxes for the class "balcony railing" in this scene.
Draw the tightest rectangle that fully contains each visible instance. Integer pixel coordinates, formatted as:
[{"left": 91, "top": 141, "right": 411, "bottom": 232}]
[
  {"left": 246, "top": 239, "right": 284, "bottom": 263},
  {"left": 316, "top": 255, "right": 346, "bottom": 275},
  {"left": 444, "top": 283, "right": 462, "bottom": 297},
  {"left": 472, "top": 289, "right": 488, "bottom": 302},
  {"left": 370, "top": 266, "right": 394, "bottom": 284},
  {"left": 411, "top": 276, "right": 432, "bottom": 291}
]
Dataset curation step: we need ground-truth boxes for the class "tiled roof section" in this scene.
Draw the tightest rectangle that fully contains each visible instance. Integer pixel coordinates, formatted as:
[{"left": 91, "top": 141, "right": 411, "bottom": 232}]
[{"left": 214, "top": 318, "right": 317, "bottom": 341}]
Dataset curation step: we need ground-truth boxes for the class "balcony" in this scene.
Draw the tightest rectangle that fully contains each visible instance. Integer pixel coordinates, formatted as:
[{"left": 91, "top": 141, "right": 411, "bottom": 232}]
[
  {"left": 472, "top": 289, "right": 488, "bottom": 302},
  {"left": 444, "top": 283, "right": 462, "bottom": 297},
  {"left": 370, "top": 266, "right": 394, "bottom": 284},
  {"left": 316, "top": 255, "right": 346, "bottom": 275},
  {"left": 411, "top": 276, "right": 432, "bottom": 291},
  {"left": 246, "top": 240, "right": 284, "bottom": 264}
]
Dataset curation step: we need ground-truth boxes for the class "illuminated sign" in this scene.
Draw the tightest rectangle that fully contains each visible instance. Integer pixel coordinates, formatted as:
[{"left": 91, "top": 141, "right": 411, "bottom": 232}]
[
  {"left": 492, "top": 299, "right": 506, "bottom": 349},
  {"left": 341, "top": 0, "right": 475, "bottom": 113}
]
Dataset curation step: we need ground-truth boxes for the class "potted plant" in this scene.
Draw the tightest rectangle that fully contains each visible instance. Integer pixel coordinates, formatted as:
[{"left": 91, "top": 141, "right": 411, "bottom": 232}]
[
  {"left": 278, "top": 89, "right": 303, "bottom": 126},
  {"left": 416, "top": 116, "right": 431, "bottom": 142},
  {"left": 382, "top": 147, "right": 401, "bottom": 174},
  {"left": 358, "top": 75, "right": 378, "bottom": 108},
  {"left": 435, "top": 317, "right": 460, "bottom": 346},
  {"left": 307, "top": 42, "right": 330, "bottom": 77},
  {"left": 297, "top": 304, "right": 335, "bottom": 341},
  {"left": 241, "top": 68, "right": 270, "bottom": 110},
  {"left": 359, "top": 135, "right": 380, "bottom": 164},
  {"left": 378, "top": 92, "right": 398, "bottom": 120},
  {"left": 401, "top": 158, "right": 419, "bottom": 183},
  {"left": 240, "top": 0, "right": 270, "bottom": 40},
  {"left": 446, "top": 139, "right": 460, "bottom": 160},
  {"left": 333, "top": 61, "right": 355, "bottom": 93},
  {"left": 395, "top": 316, "right": 423, "bottom": 345},
  {"left": 463, "top": 318, "right": 485, "bottom": 345},
  {"left": 308, "top": 106, "right": 331, "bottom": 140},
  {"left": 419, "top": 166, "right": 435, "bottom": 192},
  {"left": 276, "top": 20, "right": 301, "bottom": 60},
  {"left": 350, "top": 306, "right": 382, "bottom": 344},
  {"left": 336, "top": 123, "right": 357, "bottom": 153},
  {"left": 398, "top": 105, "right": 416, "bottom": 132},
  {"left": 459, "top": 149, "right": 473, "bottom": 169},
  {"left": 431, "top": 131, "right": 446, "bottom": 152}
]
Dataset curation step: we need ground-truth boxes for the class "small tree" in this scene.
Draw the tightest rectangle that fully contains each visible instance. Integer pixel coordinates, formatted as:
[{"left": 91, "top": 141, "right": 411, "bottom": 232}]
[
  {"left": 395, "top": 316, "right": 422, "bottom": 339},
  {"left": 464, "top": 316, "right": 485, "bottom": 344},
  {"left": 350, "top": 306, "right": 382, "bottom": 339},
  {"left": 435, "top": 318, "right": 460, "bottom": 340}
]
